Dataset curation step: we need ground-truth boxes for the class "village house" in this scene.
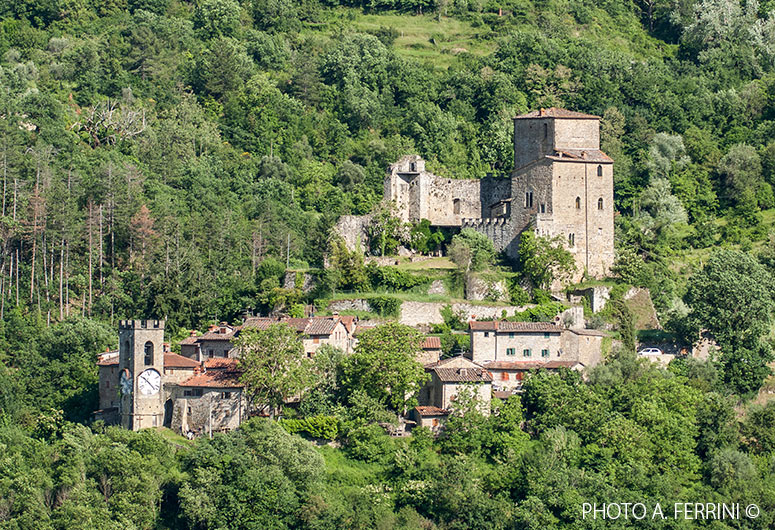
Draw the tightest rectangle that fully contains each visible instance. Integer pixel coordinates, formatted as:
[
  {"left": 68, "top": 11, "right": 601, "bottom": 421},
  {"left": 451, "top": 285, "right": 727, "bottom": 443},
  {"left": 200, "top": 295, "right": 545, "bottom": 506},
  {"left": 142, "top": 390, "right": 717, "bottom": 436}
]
[
  {"left": 412, "top": 356, "right": 492, "bottom": 432},
  {"left": 467, "top": 320, "right": 605, "bottom": 391}
]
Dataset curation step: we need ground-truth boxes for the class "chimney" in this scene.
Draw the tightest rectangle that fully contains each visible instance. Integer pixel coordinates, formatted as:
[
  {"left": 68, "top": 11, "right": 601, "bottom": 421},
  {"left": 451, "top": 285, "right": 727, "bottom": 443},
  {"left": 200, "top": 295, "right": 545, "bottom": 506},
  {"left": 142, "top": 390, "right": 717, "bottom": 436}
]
[
  {"left": 539, "top": 108, "right": 545, "bottom": 116},
  {"left": 163, "top": 342, "right": 170, "bottom": 353},
  {"left": 189, "top": 329, "right": 197, "bottom": 337}
]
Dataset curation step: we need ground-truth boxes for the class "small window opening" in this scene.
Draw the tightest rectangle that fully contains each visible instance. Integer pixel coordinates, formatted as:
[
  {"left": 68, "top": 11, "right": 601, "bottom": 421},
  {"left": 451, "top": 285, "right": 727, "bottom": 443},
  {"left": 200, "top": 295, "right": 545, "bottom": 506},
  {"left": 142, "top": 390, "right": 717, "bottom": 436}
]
[
  {"left": 575, "top": 197, "right": 581, "bottom": 209},
  {"left": 144, "top": 342, "right": 154, "bottom": 365},
  {"left": 597, "top": 165, "right": 603, "bottom": 176}
]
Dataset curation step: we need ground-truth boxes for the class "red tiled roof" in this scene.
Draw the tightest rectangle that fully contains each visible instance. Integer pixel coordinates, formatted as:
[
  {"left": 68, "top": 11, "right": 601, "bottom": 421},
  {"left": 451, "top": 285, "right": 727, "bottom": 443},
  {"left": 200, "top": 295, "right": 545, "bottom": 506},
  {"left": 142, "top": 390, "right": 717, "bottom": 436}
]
[
  {"left": 180, "top": 370, "right": 243, "bottom": 388},
  {"left": 434, "top": 367, "right": 493, "bottom": 383},
  {"left": 303, "top": 317, "right": 339, "bottom": 336},
  {"left": 482, "top": 360, "right": 582, "bottom": 370},
  {"left": 339, "top": 315, "right": 355, "bottom": 334},
  {"left": 514, "top": 107, "right": 599, "bottom": 120},
  {"left": 179, "top": 335, "right": 200, "bottom": 345},
  {"left": 164, "top": 353, "right": 200, "bottom": 369},
  {"left": 197, "top": 332, "right": 235, "bottom": 341},
  {"left": 483, "top": 361, "right": 546, "bottom": 370},
  {"left": 414, "top": 406, "right": 449, "bottom": 416},
  {"left": 204, "top": 358, "right": 239, "bottom": 370},
  {"left": 422, "top": 336, "right": 441, "bottom": 350},
  {"left": 469, "top": 321, "right": 559, "bottom": 332},
  {"left": 543, "top": 360, "right": 583, "bottom": 369},
  {"left": 240, "top": 317, "right": 279, "bottom": 330},
  {"left": 97, "top": 357, "right": 119, "bottom": 367}
]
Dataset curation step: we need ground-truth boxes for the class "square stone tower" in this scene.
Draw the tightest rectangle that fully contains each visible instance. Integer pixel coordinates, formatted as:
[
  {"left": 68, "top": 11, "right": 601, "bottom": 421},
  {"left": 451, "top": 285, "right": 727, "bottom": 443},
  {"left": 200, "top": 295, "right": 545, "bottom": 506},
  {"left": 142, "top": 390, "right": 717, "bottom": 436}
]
[
  {"left": 118, "top": 319, "right": 165, "bottom": 430},
  {"left": 511, "top": 108, "right": 614, "bottom": 279}
]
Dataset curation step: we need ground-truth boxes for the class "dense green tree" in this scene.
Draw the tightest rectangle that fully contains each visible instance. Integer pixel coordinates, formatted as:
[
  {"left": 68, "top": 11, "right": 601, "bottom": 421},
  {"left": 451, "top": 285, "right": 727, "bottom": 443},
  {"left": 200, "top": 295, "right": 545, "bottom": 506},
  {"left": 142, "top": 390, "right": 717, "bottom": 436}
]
[
  {"left": 341, "top": 322, "right": 428, "bottom": 413},
  {"left": 236, "top": 323, "right": 313, "bottom": 417}
]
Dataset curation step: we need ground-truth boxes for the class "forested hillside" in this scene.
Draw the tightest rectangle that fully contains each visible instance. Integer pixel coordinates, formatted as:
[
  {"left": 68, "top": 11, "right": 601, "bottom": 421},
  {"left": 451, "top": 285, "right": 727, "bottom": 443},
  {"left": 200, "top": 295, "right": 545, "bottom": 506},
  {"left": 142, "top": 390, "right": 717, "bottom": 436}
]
[{"left": 3, "top": 0, "right": 775, "bottom": 528}]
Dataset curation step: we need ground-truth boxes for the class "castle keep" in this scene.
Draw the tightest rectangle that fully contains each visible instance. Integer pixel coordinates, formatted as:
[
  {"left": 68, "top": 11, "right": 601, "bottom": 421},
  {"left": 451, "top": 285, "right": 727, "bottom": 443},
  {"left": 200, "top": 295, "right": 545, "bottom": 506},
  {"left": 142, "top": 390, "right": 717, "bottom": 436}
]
[{"left": 383, "top": 107, "right": 615, "bottom": 279}]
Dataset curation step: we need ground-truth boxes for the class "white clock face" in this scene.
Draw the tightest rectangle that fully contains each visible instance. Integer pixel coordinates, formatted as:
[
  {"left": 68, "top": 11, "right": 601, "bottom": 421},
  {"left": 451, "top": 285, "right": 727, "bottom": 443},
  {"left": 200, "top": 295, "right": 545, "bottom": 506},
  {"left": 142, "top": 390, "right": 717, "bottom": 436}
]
[
  {"left": 120, "top": 369, "right": 132, "bottom": 395},
  {"left": 137, "top": 369, "right": 161, "bottom": 396}
]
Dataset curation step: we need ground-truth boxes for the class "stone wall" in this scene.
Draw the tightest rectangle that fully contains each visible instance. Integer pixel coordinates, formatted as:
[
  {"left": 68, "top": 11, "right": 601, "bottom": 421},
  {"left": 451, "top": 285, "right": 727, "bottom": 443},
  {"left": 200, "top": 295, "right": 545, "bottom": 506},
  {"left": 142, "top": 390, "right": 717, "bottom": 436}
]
[
  {"left": 328, "top": 299, "right": 373, "bottom": 312},
  {"left": 464, "top": 273, "right": 510, "bottom": 302},
  {"left": 171, "top": 389, "right": 246, "bottom": 435},
  {"left": 333, "top": 214, "right": 372, "bottom": 253},
  {"left": 398, "top": 301, "right": 534, "bottom": 327}
]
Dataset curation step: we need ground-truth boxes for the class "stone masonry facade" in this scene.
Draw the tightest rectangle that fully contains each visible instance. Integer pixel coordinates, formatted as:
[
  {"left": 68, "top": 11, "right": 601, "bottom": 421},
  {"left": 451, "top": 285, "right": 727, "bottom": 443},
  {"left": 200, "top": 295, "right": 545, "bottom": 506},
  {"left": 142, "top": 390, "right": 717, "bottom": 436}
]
[{"left": 360, "top": 107, "right": 616, "bottom": 281}]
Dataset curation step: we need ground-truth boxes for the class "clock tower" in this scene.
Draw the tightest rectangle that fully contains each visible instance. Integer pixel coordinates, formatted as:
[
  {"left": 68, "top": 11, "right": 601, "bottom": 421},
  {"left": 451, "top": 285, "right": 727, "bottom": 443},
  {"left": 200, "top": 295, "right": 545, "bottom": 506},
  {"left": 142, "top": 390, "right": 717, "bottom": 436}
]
[{"left": 118, "top": 319, "right": 165, "bottom": 430}]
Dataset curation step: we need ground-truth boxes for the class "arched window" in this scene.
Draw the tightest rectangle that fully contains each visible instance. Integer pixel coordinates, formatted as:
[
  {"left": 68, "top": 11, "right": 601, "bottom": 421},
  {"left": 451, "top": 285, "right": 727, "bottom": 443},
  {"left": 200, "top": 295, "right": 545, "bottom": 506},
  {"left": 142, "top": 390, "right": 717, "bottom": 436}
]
[
  {"left": 597, "top": 165, "right": 603, "bottom": 176},
  {"left": 144, "top": 341, "right": 154, "bottom": 365},
  {"left": 598, "top": 197, "right": 604, "bottom": 210},
  {"left": 575, "top": 197, "right": 581, "bottom": 209}
]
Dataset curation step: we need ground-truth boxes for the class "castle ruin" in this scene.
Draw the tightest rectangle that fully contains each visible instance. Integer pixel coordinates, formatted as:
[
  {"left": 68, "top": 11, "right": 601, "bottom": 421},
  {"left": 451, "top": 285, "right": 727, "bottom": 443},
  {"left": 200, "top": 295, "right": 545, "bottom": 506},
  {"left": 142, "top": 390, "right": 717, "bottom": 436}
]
[{"left": 341, "top": 107, "right": 615, "bottom": 280}]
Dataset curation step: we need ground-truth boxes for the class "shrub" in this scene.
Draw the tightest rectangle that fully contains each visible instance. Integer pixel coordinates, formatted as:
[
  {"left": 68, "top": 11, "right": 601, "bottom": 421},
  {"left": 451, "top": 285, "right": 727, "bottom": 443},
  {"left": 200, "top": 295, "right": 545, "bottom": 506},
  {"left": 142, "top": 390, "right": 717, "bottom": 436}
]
[{"left": 279, "top": 415, "right": 339, "bottom": 440}]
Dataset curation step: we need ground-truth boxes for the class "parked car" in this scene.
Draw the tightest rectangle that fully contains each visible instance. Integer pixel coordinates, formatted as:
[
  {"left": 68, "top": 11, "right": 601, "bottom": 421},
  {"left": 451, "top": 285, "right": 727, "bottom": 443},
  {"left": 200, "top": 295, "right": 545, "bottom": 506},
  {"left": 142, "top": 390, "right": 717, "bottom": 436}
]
[{"left": 638, "top": 347, "right": 663, "bottom": 356}]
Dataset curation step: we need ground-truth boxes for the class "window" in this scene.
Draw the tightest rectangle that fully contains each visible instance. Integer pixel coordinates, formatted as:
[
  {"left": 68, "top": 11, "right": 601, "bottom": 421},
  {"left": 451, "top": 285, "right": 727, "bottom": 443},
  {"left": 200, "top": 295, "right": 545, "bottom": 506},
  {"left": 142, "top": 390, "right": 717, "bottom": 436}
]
[
  {"left": 523, "top": 349, "right": 531, "bottom": 357},
  {"left": 543, "top": 123, "right": 548, "bottom": 138},
  {"left": 542, "top": 349, "right": 550, "bottom": 357},
  {"left": 540, "top": 203, "right": 546, "bottom": 213},
  {"left": 144, "top": 341, "right": 154, "bottom": 365},
  {"left": 575, "top": 197, "right": 581, "bottom": 209},
  {"left": 208, "top": 349, "right": 214, "bottom": 358},
  {"left": 509, "top": 332, "right": 515, "bottom": 338},
  {"left": 598, "top": 197, "right": 604, "bottom": 210},
  {"left": 568, "top": 233, "right": 575, "bottom": 247},
  {"left": 184, "top": 389, "right": 203, "bottom": 397},
  {"left": 597, "top": 165, "right": 603, "bottom": 176},
  {"left": 152, "top": 416, "right": 157, "bottom": 427},
  {"left": 410, "top": 162, "right": 416, "bottom": 172},
  {"left": 220, "top": 392, "right": 232, "bottom": 399},
  {"left": 506, "top": 348, "right": 516, "bottom": 356},
  {"left": 313, "top": 337, "right": 319, "bottom": 344},
  {"left": 525, "top": 191, "right": 533, "bottom": 208},
  {"left": 453, "top": 198, "right": 461, "bottom": 215},
  {"left": 484, "top": 332, "right": 489, "bottom": 337},
  {"left": 501, "top": 372, "right": 509, "bottom": 381}
]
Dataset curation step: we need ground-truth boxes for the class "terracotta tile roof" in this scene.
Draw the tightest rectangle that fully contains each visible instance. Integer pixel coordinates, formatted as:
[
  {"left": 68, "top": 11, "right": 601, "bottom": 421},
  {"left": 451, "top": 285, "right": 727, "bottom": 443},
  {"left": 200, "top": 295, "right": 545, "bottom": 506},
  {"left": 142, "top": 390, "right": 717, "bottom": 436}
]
[
  {"left": 548, "top": 149, "right": 612, "bottom": 163},
  {"left": 433, "top": 367, "right": 493, "bottom": 383},
  {"left": 303, "top": 317, "right": 339, "bottom": 336},
  {"left": 179, "top": 335, "right": 200, "bottom": 345},
  {"left": 164, "top": 353, "right": 200, "bottom": 369},
  {"left": 422, "top": 336, "right": 441, "bottom": 350},
  {"left": 197, "top": 332, "right": 235, "bottom": 341},
  {"left": 97, "top": 354, "right": 119, "bottom": 366},
  {"left": 241, "top": 316, "right": 341, "bottom": 336},
  {"left": 493, "top": 390, "right": 517, "bottom": 400},
  {"left": 483, "top": 361, "right": 547, "bottom": 370},
  {"left": 542, "top": 360, "right": 584, "bottom": 369},
  {"left": 240, "top": 317, "right": 279, "bottom": 330},
  {"left": 180, "top": 370, "right": 243, "bottom": 388},
  {"left": 414, "top": 406, "right": 449, "bottom": 416},
  {"left": 514, "top": 107, "right": 599, "bottom": 120},
  {"left": 482, "top": 360, "right": 582, "bottom": 370},
  {"left": 339, "top": 315, "right": 356, "bottom": 334},
  {"left": 469, "top": 321, "right": 559, "bottom": 332},
  {"left": 204, "top": 358, "right": 240, "bottom": 370}
]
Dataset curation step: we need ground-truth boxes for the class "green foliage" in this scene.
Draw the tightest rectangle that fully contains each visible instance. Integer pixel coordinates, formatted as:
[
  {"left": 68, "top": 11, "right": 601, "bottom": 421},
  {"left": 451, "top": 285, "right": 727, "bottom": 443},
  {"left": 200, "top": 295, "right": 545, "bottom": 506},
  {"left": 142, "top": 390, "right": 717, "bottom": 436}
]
[
  {"left": 367, "top": 295, "right": 402, "bottom": 317},
  {"left": 236, "top": 324, "right": 313, "bottom": 417},
  {"left": 279, "top": 415, "right": 339, "bottom": 440},
  {"left": 448, "top": 228, "right": 495, "bottom": 273},
  {"left": 685, "top": 249, "right": 775, "bottom": 394},
  {"left": 342, "top": 322, "right": 428, "bottom": 413},
  {"left": 518, "top": 231, "right": 576, "bottom": 290}
]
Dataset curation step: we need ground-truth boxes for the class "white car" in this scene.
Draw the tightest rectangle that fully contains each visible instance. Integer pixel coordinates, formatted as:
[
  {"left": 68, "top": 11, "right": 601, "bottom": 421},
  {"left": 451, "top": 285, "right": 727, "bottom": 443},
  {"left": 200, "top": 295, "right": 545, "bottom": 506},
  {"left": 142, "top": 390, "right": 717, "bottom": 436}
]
[{"left": 638, "top": 347, "right": 663, "bottom": 356}]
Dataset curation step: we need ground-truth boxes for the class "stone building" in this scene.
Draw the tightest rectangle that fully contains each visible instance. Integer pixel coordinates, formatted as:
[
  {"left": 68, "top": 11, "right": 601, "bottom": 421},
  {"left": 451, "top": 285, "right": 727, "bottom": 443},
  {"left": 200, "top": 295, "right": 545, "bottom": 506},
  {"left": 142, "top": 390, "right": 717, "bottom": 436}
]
[
  {"left": 95, "top": 320, "right": 247, "bottom": 434},
  {"left": 467, "top": 319, "right": 605, "bottom": 391},
  {"left": 358, "top": 107, "right": 615, "bottom": 281},
  {"left": 411, "top": 356, "right": 493, "bottom": 431}
]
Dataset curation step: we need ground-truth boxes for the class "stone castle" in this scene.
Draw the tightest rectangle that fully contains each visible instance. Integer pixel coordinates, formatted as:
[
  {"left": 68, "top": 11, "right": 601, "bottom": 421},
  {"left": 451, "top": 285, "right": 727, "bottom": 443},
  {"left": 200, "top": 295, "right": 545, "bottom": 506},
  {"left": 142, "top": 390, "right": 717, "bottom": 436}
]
[{"left": 343, "top": 107, "right": 615, "bottom": 280}]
